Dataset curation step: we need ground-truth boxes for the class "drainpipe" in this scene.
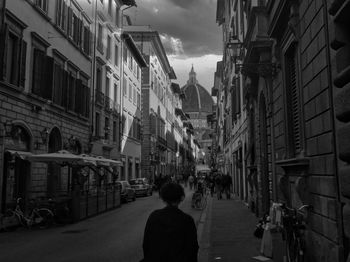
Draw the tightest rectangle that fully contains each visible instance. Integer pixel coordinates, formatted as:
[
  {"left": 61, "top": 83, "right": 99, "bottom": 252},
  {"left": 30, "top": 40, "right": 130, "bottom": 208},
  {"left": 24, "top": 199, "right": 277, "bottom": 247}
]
[{"left": 90, "top": 0, "right": 98, "bottom": 152}]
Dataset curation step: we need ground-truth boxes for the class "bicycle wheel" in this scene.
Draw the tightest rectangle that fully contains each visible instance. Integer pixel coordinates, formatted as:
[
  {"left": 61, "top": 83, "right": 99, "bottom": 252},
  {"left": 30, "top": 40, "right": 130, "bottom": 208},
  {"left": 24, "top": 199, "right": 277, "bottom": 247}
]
[
  {"left": 35, "top": 208, "right": 54, "bottom": 228},
  {"left": 286, "top": 232, "right": 303, "bottom": 262}
]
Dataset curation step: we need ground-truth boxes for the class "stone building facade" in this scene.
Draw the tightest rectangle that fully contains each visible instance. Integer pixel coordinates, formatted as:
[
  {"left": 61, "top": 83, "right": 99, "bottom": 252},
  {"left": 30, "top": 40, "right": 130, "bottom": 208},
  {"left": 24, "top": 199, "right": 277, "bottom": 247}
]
[{"left": 216, "top": 0, "right": 346, "bottom": 260}]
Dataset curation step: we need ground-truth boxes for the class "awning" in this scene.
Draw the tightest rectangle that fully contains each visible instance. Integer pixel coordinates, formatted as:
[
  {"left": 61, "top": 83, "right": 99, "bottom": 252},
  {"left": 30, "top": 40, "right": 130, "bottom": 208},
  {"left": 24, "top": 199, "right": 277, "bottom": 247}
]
[
  {"left": 6, "top": 150, "right": 33, "bottom": 160},
  {"left": 95, "top": 156, "right": 122, "bottom": 167},
  {"left": 27, "top": 150, "right": 86, "bottom": 165}
]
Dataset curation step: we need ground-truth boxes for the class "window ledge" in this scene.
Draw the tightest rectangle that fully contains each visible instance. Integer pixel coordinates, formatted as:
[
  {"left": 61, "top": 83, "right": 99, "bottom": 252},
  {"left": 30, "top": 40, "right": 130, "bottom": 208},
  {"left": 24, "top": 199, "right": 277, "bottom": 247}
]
[{"left": 275, "top": 157, "right": 310, "bottom": 176}]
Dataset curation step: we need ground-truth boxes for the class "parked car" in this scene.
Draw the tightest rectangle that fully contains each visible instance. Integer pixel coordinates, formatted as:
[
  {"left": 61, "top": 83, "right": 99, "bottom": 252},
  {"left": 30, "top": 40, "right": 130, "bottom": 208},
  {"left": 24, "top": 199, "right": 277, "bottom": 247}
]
[
  {"left": 129, "top": 178, "right": 153, "bottom": 197},
  {"left": 116, "top": 181, "right": 136, "bottom": 202}
]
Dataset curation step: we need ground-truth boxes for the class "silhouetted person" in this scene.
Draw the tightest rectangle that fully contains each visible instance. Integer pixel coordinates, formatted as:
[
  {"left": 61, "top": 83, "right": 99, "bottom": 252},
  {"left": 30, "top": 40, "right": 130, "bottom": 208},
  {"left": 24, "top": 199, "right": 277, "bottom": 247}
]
[{"left": 141, "top": 183, "right": 199, "bottom": 262}]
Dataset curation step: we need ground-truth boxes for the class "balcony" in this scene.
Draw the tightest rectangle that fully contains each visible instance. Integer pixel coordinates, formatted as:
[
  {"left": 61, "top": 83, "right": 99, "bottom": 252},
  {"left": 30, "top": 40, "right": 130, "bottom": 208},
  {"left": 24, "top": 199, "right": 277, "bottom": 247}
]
[{"left": 96, "top": 90, "right": 104, "bottom": 106}]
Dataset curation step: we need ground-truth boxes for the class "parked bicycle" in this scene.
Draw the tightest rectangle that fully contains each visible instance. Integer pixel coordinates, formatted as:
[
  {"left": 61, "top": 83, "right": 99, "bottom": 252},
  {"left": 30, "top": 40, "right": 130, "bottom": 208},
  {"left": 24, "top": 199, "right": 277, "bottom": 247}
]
[
  {"left": 281, "top": 204, "right": 312, "bottom": 262},
  {"left": 0, "top": 198, "right": 54, "bottom": 231}
]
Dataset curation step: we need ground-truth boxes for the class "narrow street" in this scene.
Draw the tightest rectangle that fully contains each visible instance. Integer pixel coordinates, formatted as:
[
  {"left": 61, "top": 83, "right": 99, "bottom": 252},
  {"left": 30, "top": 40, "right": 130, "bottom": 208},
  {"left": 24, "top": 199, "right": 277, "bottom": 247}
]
[{"left": 0, "top": 187, "right": 204, "bottom": 262}]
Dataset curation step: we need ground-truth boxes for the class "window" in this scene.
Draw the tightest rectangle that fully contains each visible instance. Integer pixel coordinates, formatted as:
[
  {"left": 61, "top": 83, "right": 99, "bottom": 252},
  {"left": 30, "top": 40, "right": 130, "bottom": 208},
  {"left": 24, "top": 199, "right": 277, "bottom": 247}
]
[
  {"left": 108, "top": 0, "right": 112, "bottom": 15},
  {"left": 137, "top": 92, "right": 140, "bottom": 109},
  {"left": 123, "top": 76, "right": 127, "bottom": 96},
  {"left": 105, "top": 76, "right": 110, "bottom": 96},
  {"left": 52, "top": 56, "right": 65, "bottom": 107},
  {"left": 128, "top": 53, "right": 133, "bottom": 70},
  {"left": 123, "top": 45, "right": 127, "bottom": 63},
  {"left": 67, "top": 67, "right": 77, "bottom": 112},
  {"left": 114, "top": 83, "right": 118, "bottom": 103},
  {"left": 107, "top": 35, "right": 111, "bottom": 60},
  {"left": 35, "top": 0, "right": 48, "bottom": 13},
  {"left": 69, "top": 11, "right": 82, "bottom": 45},
  {"left": 284, "top": 43, "right": 303, "bottom": 157},
  {"left": 96, "top": 65, "right": 102, "bottom": 92},
  {"left": 114, "top": 44, "right": 119, "bottom": 66},
  {"left": 133, "top": 86, "right": 136, "bottom": 105},
  {"left": 32, "top": 40, "right": 54, "bottom": 101},
  {"left": 97, "top": 23, "right": 103, "bottom": 52},
  {"left": 115, "top": 4, "right": 120, "bottom": 27},
  {"left": 129, "top": 83, "right": 132, "bottom": 101},
  {"left": 56, "top": 0, "right": 67, "bottom": 31},
  {"left": 82, "top": 24, "right": 91, "bottom": 56},
  {"left": 104, "top": 117, "right": 110, "bottom": 140},
  {"left": 113, "top": 121, "right": 117, "bottom": 142},
  {"left": 95, "top": 112, "right": 100, "bottom": 137}
]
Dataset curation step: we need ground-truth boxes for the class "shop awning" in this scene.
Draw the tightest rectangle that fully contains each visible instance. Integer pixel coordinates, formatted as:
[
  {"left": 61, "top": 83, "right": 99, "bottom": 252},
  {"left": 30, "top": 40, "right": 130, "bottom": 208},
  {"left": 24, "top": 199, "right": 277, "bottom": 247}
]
[
  {"left": 27, "top": 150, "right": 87, "bottom": 165},
  {"left": 95, "top": 156, "right": 122, "bottom": 167},
  {"left": 6, "top": 150, "right": 33, "bottom": 160}
]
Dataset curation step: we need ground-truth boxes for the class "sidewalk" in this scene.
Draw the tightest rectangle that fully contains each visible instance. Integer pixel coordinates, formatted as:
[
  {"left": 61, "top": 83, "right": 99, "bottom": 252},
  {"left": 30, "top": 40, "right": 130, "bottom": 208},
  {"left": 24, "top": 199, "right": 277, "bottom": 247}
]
[{"left": 199, "top": 195, "right": 271, "bottom": 262}]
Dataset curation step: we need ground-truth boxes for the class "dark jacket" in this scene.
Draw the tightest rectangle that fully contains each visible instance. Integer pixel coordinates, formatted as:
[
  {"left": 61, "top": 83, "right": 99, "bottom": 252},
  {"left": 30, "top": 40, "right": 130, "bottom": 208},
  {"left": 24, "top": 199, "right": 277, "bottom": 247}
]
[{"left": 142, "top": 205, "right": 199, "bottom": 262}]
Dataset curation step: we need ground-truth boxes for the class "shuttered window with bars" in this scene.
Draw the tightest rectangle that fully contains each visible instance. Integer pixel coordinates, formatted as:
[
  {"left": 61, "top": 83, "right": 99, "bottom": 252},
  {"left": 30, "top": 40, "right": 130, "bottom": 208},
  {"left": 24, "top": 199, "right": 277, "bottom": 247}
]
[{"left": 285, "top": 44, "right": 302, "bottom": 157}]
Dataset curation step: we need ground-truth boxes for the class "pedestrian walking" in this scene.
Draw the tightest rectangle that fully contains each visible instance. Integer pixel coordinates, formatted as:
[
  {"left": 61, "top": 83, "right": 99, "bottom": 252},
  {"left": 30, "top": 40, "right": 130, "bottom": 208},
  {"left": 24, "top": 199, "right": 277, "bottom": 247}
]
[
  {"left": 215, "top": 173, "right": 223, "bottom": 200},
  {"left": 223, "top": 173, "right": 232, "bottom": 199},
  {"left": 141, "top": 182, "right": 199, "bottom": 262},
  {"left": 188, "top": 174, "right": 194, "bottom": 190}
]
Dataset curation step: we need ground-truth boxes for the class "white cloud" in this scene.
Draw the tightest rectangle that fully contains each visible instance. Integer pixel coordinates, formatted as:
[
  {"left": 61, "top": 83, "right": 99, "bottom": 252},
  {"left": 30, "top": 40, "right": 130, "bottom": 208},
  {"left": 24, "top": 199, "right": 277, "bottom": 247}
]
[
  {"left": 152, "top": 7, "right": 159, "bottom": 13},
  {"left": 160, "top": 34, "right": 185, "bottom": 56}
]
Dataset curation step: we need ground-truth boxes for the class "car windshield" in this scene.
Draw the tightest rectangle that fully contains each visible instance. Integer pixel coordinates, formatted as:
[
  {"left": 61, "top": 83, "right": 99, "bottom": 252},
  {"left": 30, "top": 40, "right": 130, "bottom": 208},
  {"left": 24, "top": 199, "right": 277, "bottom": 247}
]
[{"left": 130, "top": 180, "right": 143, "bottom": 185}]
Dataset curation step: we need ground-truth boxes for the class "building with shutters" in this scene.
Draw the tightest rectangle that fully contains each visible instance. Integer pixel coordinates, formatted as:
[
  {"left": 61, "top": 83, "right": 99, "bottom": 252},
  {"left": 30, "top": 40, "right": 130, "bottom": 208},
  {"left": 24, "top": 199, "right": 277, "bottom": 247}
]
[
  {"left": 0, "top": 0, "right": 93, "bottom": 213},
  {"left": 124, "top": 26, "right": 194, "bottom": 182},
  {"left": 215, "top": 0, "right": 345, "bottom": 260},
  {"left": 0, "top": 0, "right": 137, "bottom": 220},
  {"left": 118, "top": 33, "right": 147, "bottom": 180}
]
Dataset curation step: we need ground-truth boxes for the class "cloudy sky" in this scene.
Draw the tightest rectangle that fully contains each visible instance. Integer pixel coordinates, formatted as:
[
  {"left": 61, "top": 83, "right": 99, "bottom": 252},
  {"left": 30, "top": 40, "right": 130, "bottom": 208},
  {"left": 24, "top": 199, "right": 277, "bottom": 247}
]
[{"left": 125, "top": 0, "right": 223, "bottom": 91}]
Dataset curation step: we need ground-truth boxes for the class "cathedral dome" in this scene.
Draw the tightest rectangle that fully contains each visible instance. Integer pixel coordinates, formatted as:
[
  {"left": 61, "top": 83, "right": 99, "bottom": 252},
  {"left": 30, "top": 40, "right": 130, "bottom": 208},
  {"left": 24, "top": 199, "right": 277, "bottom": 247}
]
[{"left": 181, "top": 66, "right": 214, "bottom": 113}]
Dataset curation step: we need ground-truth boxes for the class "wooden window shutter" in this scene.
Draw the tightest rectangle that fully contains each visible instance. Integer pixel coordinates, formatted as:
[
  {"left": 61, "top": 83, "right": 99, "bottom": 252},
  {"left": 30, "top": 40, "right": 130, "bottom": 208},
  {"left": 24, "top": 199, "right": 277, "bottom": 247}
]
[
  {"left": 56, "top": 0, "right": 62, "bottom": 26},
  {"left": 75, "top": 79, "right": 83, "bottom": 114},
  {"left": 61, "top": 70, "right": 69, "bottom": 108},
  {"left": 32, "top": 49, "right": 45, "bottom": 96},
  {"left": 286, "top": 47, "right": 302, "bottom": 155},
  {"left": 67, "top": 7, "right": 73, "bottom": 36},
  {"left": 43, "top": 56, "right": 54, "bottom": 100},
  {"left": 19, "top": 40, "right": 27, "bottom": 88},
  {"left": 68, "top": 73, "right": 76, "bottom": 111},
  {"left": 0, "top": 24, "right": 9, "bottom": 81},
  {"left": 53, "top": 63, "right": 62, "bottom": 105}
]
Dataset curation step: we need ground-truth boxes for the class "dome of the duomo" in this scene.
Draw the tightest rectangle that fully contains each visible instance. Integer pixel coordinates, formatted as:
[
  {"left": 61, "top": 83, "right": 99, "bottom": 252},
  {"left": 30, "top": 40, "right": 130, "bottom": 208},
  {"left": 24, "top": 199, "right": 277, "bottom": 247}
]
[{"left": 181, "top": 66, "right": 214, "bottom": 113}]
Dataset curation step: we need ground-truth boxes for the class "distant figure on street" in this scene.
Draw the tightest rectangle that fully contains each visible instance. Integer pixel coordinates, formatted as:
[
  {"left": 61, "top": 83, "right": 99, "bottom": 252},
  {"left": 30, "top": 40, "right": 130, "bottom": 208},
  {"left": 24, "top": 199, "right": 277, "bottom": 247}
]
[
  {"left": 188, "top": 174, "right": 194, "bottom": 190},
  {"left": 215, "top": 173, "right": 223, "bottom": 200},
  {"left": 223, "top": 173, "right": 232, "bottom": 199},
  {"left": 141, "top": 182, "right": 199, "bottom": 262}
]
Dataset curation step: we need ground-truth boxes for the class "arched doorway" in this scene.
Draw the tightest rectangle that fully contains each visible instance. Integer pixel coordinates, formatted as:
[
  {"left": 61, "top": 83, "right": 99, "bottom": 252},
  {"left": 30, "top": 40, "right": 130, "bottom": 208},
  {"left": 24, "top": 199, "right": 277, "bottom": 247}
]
[
  {"left": 47, "top": 127, "right": 62, "bottom": 197},
  {"left": 259, "top": 94, "right": 270, "bottom": 215},
  {"left": 2, "top": 125, "right": 31, "bottom": 211}
]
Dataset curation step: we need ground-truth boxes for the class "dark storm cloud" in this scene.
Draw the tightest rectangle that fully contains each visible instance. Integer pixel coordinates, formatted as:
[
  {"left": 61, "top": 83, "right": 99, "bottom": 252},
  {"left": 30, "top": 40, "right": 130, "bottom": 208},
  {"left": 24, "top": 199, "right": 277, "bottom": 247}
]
[{"left": 127, "top": 0, "right": 222, "bottom": 57}]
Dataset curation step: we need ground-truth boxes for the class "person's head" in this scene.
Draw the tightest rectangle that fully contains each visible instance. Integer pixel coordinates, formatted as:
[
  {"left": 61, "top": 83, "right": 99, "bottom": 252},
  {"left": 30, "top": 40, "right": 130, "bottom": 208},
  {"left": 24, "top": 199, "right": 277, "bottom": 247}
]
[{"left": 160, "top": 182, "right": 185, "bottom": 206}]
